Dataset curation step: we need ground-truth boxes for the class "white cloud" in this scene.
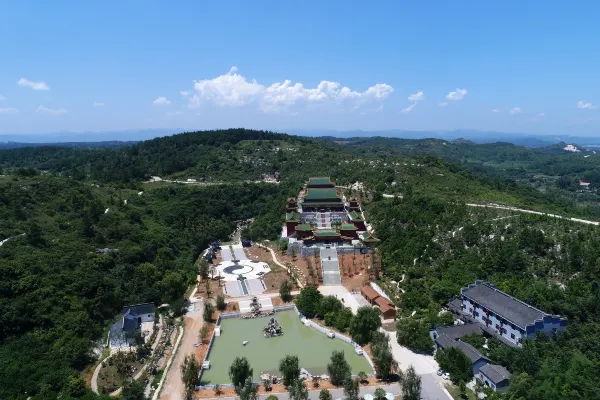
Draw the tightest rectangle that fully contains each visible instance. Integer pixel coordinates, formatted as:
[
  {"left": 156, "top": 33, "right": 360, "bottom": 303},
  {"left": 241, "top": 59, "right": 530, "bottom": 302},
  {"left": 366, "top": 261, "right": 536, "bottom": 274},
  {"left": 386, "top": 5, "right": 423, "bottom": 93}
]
[
  {"left": 577, "top": 100, "right": 596, "bottom": 109},
  {"left": 0, "top": 95, "right": 5, "bottom": 101},
  {"left": 153, "top": 96, "right": 171, "bottom": 105},
  {"left": 438, "top": 102, "right": 448, "bottom": 107},
  {"left": 509, "top": 107, "right": 522, "bottom": 115},
  {"left": 18, "top": 78, "right": 49, "bottom": 91},
  {"left": 492, "top": 108, "right": 501, "bottom": 113},
  {"left": 36, "top": 105, "right": 68, "bottom": 115},
  {"left": 187, "top": 67, "right": 394, "bottom": 113},
  {"left": 528, "top": 112, "right": 546, "bottom": 122},
  {"left": 93, "top": 102, "right": 104, "bottom": 107},
  {"left": 401, "top": 103, "right": 417, "bottom": 113},
  {"left": 407, "top": 91, "right": 424, "bottom": 102},
  {"left": 0, "top": 107, "right": 18, "bottom": 114},
  {"left": 180, "top": 91, "right": 191, "bottom": 97},
  {"left": 445, "top": 88, "right": 468, "bottom": 101},
  {"left": 166, "top": 111, "right": 184, "bottom": 117}
]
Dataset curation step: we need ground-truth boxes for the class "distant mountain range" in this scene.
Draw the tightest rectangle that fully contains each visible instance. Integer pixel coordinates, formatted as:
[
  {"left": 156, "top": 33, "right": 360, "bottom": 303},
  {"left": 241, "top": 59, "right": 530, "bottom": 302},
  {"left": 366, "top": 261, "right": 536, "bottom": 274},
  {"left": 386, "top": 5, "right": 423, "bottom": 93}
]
[
  {"left": 2, "top": 128, "right": 600, "bottom": 148},
  {"left": 291, "top": 129, "right": 600, "bottom": 148}
]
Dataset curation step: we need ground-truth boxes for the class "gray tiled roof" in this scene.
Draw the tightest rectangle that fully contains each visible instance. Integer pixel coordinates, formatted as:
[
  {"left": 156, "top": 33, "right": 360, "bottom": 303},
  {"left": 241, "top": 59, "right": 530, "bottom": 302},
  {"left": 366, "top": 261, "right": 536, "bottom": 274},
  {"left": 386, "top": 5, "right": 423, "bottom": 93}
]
[
  {"left": 436, "top": 323, "right": 482, "bottom": 340},
  {"left": 462, "top": 282, "right": 546, "bottom": 329},
  {"left": 435, "top": 334, "right": 488, "bottom": 364},
  {"left": 455, "top": 340, "right": 489, "bottom": 363},
  {"left": 479, "top": 363, "right": 511, "bottom": 384},
  {"left": 122, "top": 302, "right": 154, "bottom": 316}
]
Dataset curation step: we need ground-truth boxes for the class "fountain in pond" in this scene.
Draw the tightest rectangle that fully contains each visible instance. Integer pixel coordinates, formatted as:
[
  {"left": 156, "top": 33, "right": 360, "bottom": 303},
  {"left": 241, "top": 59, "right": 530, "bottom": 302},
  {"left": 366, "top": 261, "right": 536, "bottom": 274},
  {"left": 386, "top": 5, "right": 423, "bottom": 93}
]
[{"left": 263, "top": 317, "right": 283, "bottom": 338}]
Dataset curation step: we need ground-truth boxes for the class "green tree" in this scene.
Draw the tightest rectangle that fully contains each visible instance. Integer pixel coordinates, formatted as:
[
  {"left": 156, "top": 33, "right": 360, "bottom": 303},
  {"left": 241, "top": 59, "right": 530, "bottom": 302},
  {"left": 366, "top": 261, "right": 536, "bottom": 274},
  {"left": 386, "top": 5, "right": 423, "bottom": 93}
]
[
  {"left": 438, "top": 312, "right": 455, "bottom": 326},
  {"left": 396, "top": 319, "right": 434, "bottom": 354},
  {"left": 334, "top": 308, "right": 353, "bottom": 332},
  {"left": 216, "top": 294, "right": 226, "bottom": 311},
  {"left": 295, "top": 286, "right": 323, "bottom": 318},
  {"left": 349, "top": 306, "right": 381, "bottom": 345},
  {"left": 319, "top": 389, "right": 332, "bottom": 400},
  {"left": 199, "top": 325, "right": 209, "bottom": 343},
  {"left": 263, "top": 377, "right": 272, "bottom": 392},
  {"left": 370, "top": 331, "right": 394, "bottom": 380},
  {"left": 289, "top": 378, "right": 309, "bottom": 400},
  {"left": 374, "top": 388, "right": 386, "bottom": 400},
  {"left": 181, "top": 354, "right": 201, "bottom": 399},
  {"left": 265, "top": 396, "right": 279, "bottom": 400},
  {"left": 61, "top": 374, "right": 86, "bottom": 398},
  {"left": 203, "top": 303, "right": 215, "bottom": 322},
  {"left": 229, "top": 357, "right": 253, "bottom": 393},
  {"left": 435, "top": 347, "right": 473, "bottom": 384},
  {"left": 459, "top": 380, "right": 467, "bottom": 399},
  {"left": 343, "top": 378, "right": 360, "bottom": 400},
  {"left": 198, "top": 258, "right": 209, "bottom": 279},
  {"left": 122, "top": 379, "right": 145, "bottom": 400},
  {"left": 318, "top": 295, "right": 343, "bottom": 317},
  {"left": 401, "top": 365, "right": 421, "bottom": 400},
  {"left": 290, "top": 246, "right": 297, "bottom": 260},
  {"left": 280, "top": 280, "right": 293, "bottom": 303},
  {"left": 357, "top": 371, "right": 368, "bottom": 384},
  {"left": 327, "top": 350, "right": 351, "bottom": 386},
  {"left": 279, "top": 355, "right": 300, "bottom": 388},
  {"left": 239, "top": 376, "right": 257, "bottom": 400}
]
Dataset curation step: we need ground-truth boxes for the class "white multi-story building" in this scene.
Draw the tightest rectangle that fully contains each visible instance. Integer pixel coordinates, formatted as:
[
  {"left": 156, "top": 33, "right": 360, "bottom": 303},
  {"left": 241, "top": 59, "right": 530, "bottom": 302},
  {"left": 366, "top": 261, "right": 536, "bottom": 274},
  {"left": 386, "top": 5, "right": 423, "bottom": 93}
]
[{"left": 459, "top": 281, "right": 567, "bottom": 346}]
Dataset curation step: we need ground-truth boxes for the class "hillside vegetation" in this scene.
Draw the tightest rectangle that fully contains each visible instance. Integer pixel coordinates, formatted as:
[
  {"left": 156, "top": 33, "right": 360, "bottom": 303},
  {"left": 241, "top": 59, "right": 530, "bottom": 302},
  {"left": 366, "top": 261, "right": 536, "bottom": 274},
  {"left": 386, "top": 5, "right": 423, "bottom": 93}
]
[{"left": 0, "top": 129, "right": 599, "bottom": 399}]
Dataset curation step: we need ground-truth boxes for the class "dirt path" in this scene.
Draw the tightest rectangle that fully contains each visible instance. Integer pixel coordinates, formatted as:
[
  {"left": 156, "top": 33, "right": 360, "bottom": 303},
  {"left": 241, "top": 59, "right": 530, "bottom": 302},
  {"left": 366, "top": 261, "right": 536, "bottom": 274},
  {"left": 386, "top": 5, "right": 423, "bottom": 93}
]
[
  {"left": 160, "top": 305, "right": 204, "bottom": 400},
  {"left": 257, "top": 244, "right": 305, "bottom": 288},
  {"left": 466, "top": 203, "right": 600, "bottom": 225}
]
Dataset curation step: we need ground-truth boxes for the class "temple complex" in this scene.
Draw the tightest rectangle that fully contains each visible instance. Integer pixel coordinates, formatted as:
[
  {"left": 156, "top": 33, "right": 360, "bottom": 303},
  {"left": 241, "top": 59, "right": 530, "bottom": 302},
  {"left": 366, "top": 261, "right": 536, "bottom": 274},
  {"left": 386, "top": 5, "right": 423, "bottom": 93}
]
[{"left": 284, "top": 177, "right": 379, "bottom": 247}]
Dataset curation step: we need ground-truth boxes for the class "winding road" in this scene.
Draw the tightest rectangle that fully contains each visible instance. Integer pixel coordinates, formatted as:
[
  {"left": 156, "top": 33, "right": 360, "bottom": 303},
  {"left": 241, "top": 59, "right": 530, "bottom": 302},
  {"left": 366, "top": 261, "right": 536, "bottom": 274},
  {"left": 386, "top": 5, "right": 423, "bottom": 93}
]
[{"left": 466, "top": 203, "right": 599, "bottom": 226}]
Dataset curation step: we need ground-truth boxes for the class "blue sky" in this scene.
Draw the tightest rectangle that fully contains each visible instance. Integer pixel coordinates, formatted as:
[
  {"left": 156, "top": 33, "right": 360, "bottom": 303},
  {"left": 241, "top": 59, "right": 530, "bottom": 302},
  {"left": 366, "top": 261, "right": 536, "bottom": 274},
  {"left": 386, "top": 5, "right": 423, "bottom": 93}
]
[{"left": 1, "top": 1, "right": 600, "bottom": 136}]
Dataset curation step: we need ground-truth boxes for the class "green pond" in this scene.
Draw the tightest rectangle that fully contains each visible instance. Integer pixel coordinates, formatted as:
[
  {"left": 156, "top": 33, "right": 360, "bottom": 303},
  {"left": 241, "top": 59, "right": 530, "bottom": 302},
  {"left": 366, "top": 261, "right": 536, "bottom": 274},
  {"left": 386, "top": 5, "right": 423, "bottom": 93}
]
[{"left": 201, "top": 310, "right": 373, "bottom": 384}]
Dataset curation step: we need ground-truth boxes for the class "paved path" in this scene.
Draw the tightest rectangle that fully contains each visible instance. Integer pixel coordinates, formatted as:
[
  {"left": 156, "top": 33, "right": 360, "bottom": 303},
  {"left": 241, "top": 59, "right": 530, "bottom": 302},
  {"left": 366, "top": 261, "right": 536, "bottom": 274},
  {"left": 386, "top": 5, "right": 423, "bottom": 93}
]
[
  {"left": 466, "top": 203, "right": 600, "bottom": 226},
  {"left": 160, "top": 303, "right": 204, "bottom": 400},
  {"left": 212, "top": 383, "right": 402, "bottom": 400},
  {"left": 321, "top": 247, "right": 341, "bottom": 286},
  {"left": 318, "top": 285, "right": 361, "bottom": 314},
  {"left": 382, "top": 329, "right": 452, "bottom": 400},
  {"left": 0, "top": 233, "right": 25, "bottom": 247},
  {"left": 91, "top": 316, "right": 165, "bottom": 395}
]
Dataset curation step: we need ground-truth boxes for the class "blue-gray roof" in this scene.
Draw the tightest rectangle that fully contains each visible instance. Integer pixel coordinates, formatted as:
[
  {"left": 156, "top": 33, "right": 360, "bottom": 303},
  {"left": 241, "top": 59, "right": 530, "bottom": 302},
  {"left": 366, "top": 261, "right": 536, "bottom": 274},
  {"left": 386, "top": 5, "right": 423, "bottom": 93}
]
[
  {"left": 462, "top": 282, "right": 546, "bottom": 329},
  {"left": 436, "top": 323, "right": 482, "bottom": 340},
  {"left": 479, "top": 363, "right": 511, "bottom": 384},
  {"left": 122, "top": 303, "right": 154, "bottom": 316}
]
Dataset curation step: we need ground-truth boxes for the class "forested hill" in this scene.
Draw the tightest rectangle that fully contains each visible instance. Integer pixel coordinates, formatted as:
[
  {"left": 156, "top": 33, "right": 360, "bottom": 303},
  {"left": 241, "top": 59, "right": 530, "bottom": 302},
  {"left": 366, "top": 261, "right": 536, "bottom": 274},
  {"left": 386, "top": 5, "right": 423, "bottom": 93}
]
[
  {"left": 1, "top": 129, "right": 600, "bottom": 399},
  {"left": 335, "top": 136, "right": 600, "bottom": 184}
]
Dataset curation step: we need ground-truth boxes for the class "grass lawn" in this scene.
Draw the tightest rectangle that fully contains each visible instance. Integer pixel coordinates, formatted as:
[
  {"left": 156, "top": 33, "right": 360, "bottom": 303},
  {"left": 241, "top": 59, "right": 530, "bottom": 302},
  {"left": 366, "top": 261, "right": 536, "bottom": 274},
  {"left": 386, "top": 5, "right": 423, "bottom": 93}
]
[
  {"left": 444, "top": 383, "right": 478, "bottom": 400},
  {"left": 97, "top": 357, "right": 144, "bottom": 394}
]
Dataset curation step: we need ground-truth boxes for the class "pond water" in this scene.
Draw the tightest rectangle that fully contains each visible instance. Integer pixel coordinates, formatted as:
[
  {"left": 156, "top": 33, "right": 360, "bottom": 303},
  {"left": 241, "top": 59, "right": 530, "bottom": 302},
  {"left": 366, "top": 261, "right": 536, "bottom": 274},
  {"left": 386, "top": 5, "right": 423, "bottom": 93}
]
[{"left": 201, "top": 310, "right": 373, "bottom": 384}]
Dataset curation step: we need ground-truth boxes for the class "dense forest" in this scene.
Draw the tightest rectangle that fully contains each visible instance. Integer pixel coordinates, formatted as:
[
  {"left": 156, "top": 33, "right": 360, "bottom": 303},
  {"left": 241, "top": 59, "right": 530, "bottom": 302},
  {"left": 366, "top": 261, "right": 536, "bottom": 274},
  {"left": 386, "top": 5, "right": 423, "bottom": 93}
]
[
  {"left": 335, "top": 137, "right": 600, "bottom": 217},
  {"left": 370, "top": 197, "right": 600, "bottom": 399},
  {"left": 0, "top": 175, "right": 280, "bottom": 399},
  {"left": 1, "top": 129, "right": 600, "bottom": 399}
]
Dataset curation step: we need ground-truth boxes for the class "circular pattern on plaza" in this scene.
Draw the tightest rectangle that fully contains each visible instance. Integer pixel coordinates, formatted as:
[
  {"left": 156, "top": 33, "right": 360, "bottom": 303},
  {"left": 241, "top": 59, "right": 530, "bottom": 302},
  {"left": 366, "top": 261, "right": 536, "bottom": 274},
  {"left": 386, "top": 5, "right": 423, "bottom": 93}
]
[{"left": 216, "top": 260, "right": 270, "bottom": 282}]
